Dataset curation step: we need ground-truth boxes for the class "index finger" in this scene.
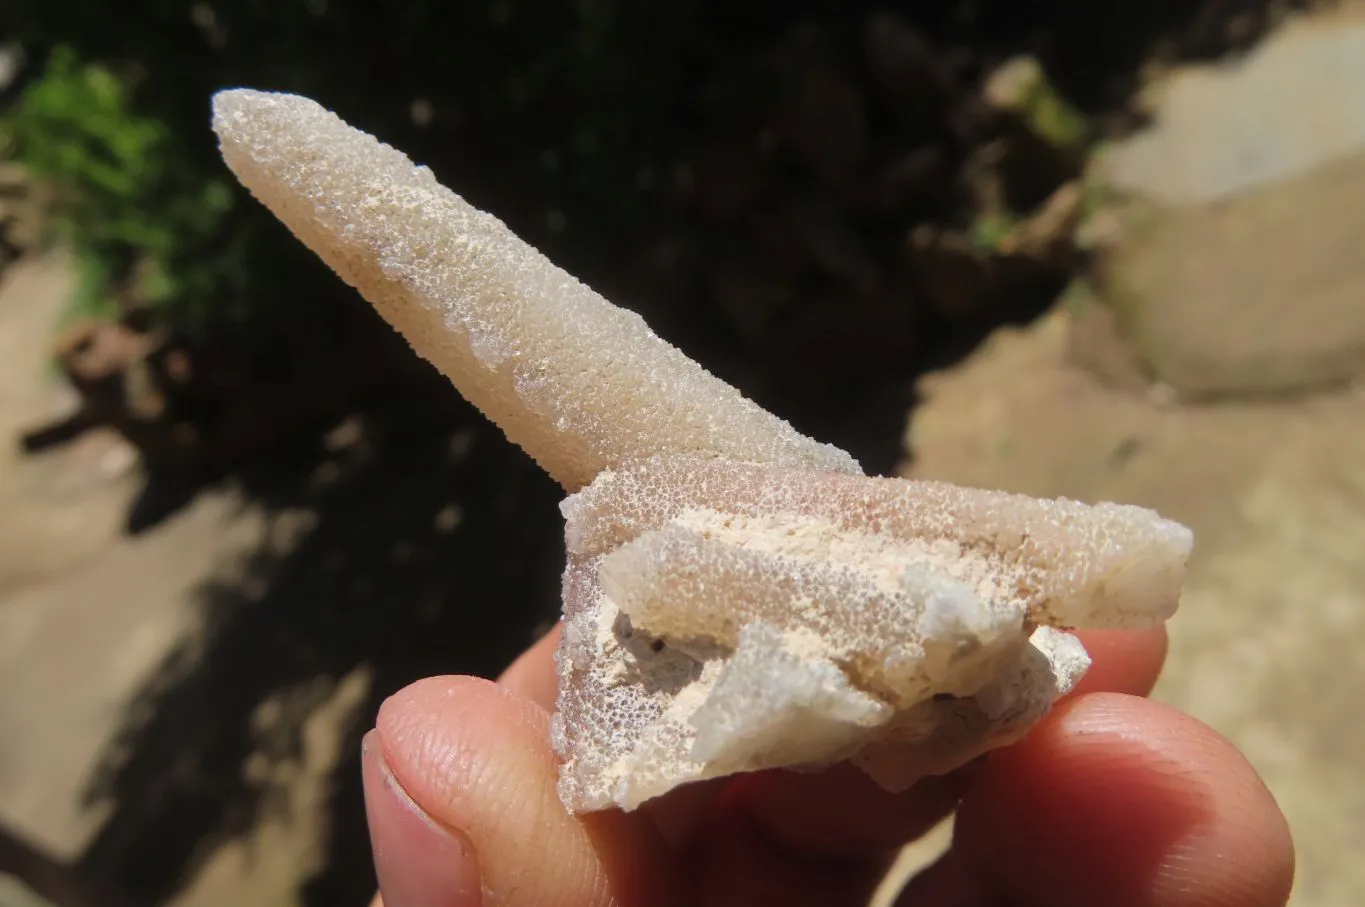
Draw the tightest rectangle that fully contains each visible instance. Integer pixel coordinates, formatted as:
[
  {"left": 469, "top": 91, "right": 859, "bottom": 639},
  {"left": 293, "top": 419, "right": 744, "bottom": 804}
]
[{"left": 943, "top": 693, "right": 1295, "bottom": 907}]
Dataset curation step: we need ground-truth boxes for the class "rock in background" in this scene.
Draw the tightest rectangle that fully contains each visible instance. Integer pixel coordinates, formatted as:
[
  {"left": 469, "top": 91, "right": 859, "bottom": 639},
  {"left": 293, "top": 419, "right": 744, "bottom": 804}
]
[{"left": 1072, "top": 5, "right": 1365, "bottom": 399}]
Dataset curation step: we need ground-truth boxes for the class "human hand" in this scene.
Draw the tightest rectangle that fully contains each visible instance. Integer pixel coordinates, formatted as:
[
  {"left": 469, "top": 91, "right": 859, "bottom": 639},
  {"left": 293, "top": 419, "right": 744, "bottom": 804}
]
[{"left": 360, "top": 625, "right": 1294, "bottom": 907}]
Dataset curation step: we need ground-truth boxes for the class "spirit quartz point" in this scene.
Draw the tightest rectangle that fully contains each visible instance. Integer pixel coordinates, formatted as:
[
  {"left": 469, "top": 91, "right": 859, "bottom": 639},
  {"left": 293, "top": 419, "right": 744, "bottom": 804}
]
[{"left": 211, "top": 89, "right": 1194, "bottom": 814}]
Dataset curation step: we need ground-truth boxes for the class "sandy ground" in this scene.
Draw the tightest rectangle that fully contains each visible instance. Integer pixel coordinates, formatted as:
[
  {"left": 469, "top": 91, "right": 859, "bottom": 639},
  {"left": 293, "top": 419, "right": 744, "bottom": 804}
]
[{"left": 0, "top": 252, "right": 359, "bottom": 907}]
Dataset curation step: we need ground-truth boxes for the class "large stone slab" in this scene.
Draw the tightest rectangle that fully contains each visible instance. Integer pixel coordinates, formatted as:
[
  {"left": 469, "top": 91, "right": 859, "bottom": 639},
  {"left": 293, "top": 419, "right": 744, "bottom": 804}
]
[{"left": 1075, "top": 9, "right": 1365, "bottom": 398}]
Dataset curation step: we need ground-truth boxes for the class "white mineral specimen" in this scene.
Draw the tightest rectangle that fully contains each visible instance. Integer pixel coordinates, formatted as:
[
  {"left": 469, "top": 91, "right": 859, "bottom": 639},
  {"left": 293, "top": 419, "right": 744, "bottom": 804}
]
[
  {"left": 211, "top": 89, "right": 1194, "bottom": 816},
  {"left": 554, "top": 455, "right": 1188, "bottom": 810}
]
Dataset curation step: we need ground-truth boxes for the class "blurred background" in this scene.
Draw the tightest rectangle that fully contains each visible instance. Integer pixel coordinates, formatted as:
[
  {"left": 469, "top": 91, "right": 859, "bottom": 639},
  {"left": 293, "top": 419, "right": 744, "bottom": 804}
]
[{"left": 0, "top": 1, "right": 1362, "bottom": 905}]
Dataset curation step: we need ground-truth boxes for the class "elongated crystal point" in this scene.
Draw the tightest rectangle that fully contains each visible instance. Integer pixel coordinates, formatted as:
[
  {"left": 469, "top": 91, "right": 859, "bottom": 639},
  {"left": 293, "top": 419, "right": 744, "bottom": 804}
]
[{"left": 211, "top": 89, "right": 858, "bottom": 492}]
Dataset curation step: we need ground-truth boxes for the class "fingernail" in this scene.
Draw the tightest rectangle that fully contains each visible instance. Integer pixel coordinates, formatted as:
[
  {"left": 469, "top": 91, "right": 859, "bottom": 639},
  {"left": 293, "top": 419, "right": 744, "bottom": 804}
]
[{"left": 362, "top": 730, "right": 483, "bottom": 907}]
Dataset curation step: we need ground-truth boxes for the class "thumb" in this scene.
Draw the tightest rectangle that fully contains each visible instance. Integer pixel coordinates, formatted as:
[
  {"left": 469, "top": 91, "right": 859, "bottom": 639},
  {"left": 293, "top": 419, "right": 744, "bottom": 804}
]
[{"left": 362, "top": 676, "right": 676, "bottom": 907}]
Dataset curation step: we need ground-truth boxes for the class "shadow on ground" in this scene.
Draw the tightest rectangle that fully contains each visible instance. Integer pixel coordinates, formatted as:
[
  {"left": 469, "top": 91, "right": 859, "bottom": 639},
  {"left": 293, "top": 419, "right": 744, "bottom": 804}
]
[{"left": 69, "top": 384, "right": 566, "bottom": 906}]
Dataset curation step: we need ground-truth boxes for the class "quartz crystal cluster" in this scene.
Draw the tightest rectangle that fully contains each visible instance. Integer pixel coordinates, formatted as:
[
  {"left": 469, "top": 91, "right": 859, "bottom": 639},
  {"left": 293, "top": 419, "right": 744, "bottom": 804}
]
[{"left": 212, "top": 90, "right": 1194, "bottom": 815}]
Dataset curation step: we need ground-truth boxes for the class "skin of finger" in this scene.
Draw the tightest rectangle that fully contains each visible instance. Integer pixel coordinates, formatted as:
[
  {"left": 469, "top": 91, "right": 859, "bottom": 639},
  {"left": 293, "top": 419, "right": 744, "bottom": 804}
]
[
  {"left": 363, "top": 728, "right": 484, "bottom": 907},
  {"left": 953, "top": 693, "right": 1295, "bottom": 907},
  {"left": 497, "top": 624, "right": 563, "bottom": 710},
  {"left": 1068, "top": 626, "right": 1169, "bottom": 698},
  {"left": 374, "top": 676, "right": 678, "bottom": 907},
  {"left": 639, "top": 777, "right": 730, "bottom": 847},
  {"left": 685, "top": 792, "right": 886, "bottom": 907},
  {"left": 731, "top": 763, "right": 974, "bottom": 863}
]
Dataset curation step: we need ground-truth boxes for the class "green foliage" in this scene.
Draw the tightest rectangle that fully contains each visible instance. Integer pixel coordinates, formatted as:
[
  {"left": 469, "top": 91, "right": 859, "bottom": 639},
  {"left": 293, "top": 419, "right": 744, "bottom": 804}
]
[
  {"left": 2, "top": 46, "right": 238, "bottom": 328},
  {"left": 1021, "top": 79, "right": 1089, "bottom": 150},
  {"left": 970, "top": 211, "right": 1020, "bottom": 252}
]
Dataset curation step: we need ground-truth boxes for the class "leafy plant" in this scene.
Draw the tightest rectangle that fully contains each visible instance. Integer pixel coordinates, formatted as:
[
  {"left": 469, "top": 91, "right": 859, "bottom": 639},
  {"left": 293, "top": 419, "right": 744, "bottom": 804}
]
[{"left": 2, "top": 46, "right": 239, "bottom": 328}]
